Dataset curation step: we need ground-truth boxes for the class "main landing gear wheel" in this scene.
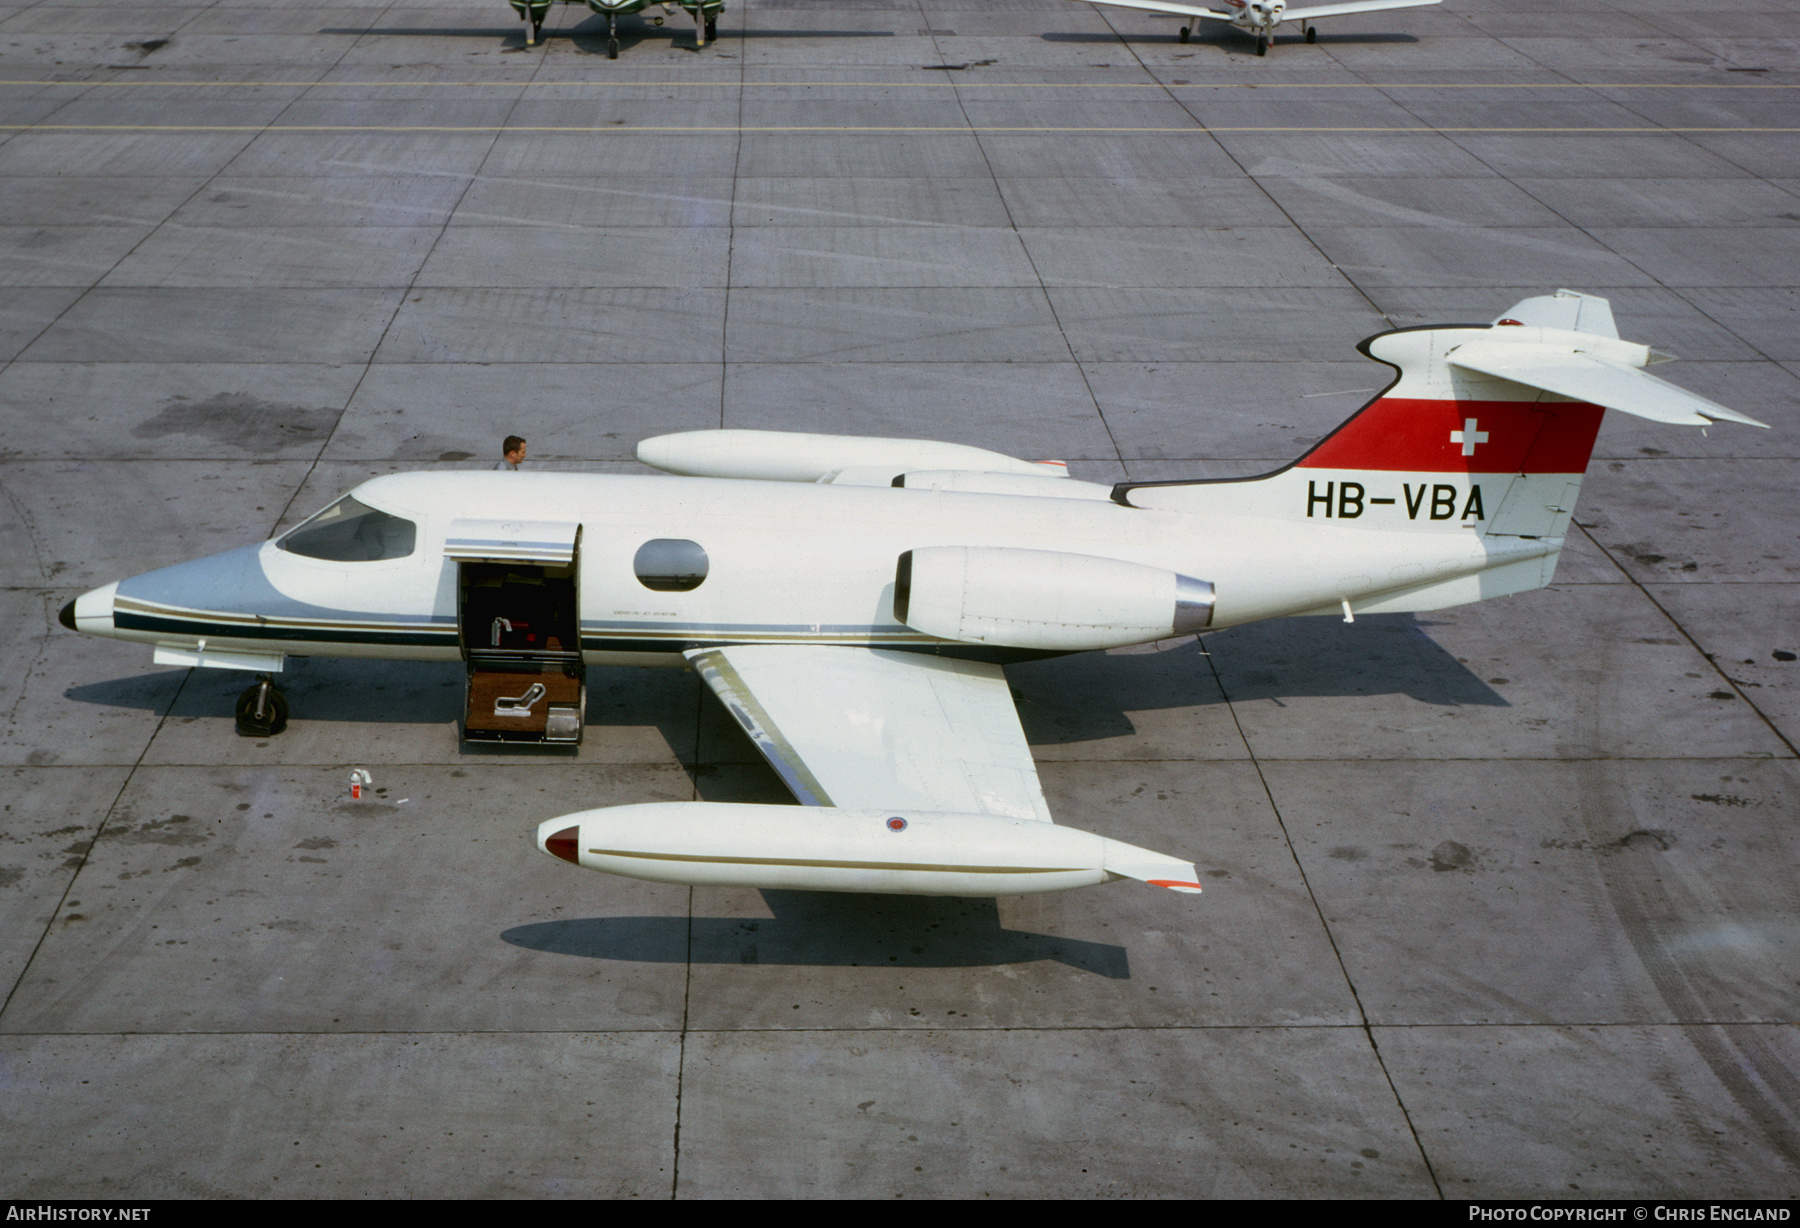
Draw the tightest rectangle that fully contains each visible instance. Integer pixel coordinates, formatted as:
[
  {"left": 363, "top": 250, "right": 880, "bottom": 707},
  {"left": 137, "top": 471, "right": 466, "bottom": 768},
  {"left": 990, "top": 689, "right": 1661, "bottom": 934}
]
[
  {"left": 706, "top": 18, "right": 716, "bottom": 39},
  {"left": 235, "top": 676, "right": 289, "bottom": 738},
  {"left": 1305, "top": 24, "right": 1316, "bottom": 42},
  {"left": 1179, "top": 25, "right": 1190, "bottom": 42}
]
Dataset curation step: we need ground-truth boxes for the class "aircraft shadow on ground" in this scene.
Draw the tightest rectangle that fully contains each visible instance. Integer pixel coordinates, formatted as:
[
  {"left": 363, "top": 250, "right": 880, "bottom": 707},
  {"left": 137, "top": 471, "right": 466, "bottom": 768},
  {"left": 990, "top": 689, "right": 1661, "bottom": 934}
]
[
  {"left": 65, "top": 657, "right": 470, "bottom": 725},
  {"left": 502, "top": 889, "right": 1130, "bottom": 976},
  {"left": 1010, "top": 613, "right": 1505, "bottom": 747},
  {"left": 62, "top": 656, "right": 703, "bottom": 761},
  {"left": 61, "top": 613, "right": 1501, "bottom": 747}
]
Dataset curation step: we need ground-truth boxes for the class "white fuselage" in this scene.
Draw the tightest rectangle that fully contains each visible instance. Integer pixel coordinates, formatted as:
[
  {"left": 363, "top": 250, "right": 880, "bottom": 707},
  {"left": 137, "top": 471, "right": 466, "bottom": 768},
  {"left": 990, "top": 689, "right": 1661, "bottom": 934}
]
[
  {"left": 76, "top": 467, "right": 1548, "bottom": 669},
  {"left": 1227, "top": 0, "right": 1285, "bottom": 31}
]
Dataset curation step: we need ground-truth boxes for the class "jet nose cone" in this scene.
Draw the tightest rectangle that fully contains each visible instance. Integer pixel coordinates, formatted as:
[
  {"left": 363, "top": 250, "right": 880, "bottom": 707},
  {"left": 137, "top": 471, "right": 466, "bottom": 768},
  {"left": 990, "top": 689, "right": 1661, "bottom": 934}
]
[
  {"left": 66, "top": 582, "right": 120, "bottom": 636},
  {"left": 539, "top": 822, "right": 581, "bottom": 865}
]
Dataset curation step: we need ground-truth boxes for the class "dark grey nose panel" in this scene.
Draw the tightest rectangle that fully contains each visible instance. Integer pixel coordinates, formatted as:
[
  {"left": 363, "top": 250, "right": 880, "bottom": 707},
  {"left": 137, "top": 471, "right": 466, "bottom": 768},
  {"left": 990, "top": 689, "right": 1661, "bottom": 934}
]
[{"left": 59, "top": 599, "right": 76, "bottom": 631}]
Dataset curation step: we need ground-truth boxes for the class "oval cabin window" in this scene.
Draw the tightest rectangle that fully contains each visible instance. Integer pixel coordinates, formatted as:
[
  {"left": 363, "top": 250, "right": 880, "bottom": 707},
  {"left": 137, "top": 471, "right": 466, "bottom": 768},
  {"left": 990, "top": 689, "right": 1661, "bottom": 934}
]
[{"left": 634, "top": 539, "right": 708, "bottom": 592}]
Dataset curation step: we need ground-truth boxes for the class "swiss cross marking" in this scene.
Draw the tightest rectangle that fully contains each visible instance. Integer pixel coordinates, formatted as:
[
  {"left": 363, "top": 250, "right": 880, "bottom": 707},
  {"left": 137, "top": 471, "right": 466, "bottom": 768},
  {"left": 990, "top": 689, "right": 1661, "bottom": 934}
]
[{"left": 1449, "top": 417, "right": 1489, "bottom": 457}]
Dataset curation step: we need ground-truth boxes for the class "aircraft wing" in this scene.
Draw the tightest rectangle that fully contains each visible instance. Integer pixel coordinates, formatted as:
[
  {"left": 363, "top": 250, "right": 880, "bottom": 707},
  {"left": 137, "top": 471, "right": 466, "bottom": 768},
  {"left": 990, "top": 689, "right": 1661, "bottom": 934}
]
[
  {"left": 685, "top": 645, "right": 1055, "bottom": 823},
  {"left": 1285, "top": 0, "right": 1440, "bottom": 19},
  {"left": 1070, "top": 0, "right": 1236, "bottom": 23}
]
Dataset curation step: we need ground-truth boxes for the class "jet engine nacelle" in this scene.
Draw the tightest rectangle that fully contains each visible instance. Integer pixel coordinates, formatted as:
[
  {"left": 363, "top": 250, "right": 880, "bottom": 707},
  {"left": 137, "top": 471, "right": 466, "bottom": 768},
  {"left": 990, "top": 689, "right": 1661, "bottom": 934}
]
[{"left": 895, "top": 546, "right": 1214, "bottom": 651}]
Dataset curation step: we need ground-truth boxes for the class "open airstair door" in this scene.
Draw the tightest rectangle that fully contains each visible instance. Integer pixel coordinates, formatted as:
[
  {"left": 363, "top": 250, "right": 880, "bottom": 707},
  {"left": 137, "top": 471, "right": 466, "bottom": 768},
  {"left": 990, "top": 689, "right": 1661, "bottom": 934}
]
[{"left": 448, "top": 519, "right": 585, "bottom": 745}]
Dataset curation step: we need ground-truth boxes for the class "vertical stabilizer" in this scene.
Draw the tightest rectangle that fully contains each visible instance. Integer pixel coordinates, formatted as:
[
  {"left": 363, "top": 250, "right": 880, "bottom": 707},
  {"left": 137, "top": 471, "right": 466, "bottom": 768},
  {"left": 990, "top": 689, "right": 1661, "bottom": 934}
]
[
  {"left": 1492, "top": 288, "right": 1618, "bottom": 338},
  {"left": 1110, "top": 293, "right": 1764, "bottom": 620},
  {"left": 1120, "top": 320, "right": 1607, "bottom": 548}
]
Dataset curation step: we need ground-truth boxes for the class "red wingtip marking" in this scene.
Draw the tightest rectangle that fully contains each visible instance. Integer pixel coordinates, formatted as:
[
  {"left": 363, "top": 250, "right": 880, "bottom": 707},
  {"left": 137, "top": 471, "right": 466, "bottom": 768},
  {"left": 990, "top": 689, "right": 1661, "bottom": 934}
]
[
  {"left": 1148, "top": 879, "right": 1203, "bottom": 892},
  {"left": 545, "top": 826, "right": 581, "bottom": 865}
]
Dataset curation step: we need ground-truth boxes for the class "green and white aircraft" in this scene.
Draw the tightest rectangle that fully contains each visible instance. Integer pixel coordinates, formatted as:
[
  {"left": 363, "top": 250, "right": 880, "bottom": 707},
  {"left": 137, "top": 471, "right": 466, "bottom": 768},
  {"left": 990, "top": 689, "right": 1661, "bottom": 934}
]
[{"left": 509, "top": 0, "right": 724, "bottom": 57}]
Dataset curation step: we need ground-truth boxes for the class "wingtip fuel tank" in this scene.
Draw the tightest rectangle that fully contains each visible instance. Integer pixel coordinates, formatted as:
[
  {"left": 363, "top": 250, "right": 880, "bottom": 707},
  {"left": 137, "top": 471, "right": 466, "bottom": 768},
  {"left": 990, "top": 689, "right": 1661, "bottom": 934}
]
[
  {"left": 637, "top": 429, "right": 1068, "bottom": 483},
  {"left": 535, "top": 804, "right": 1203, "bottom": 897}
]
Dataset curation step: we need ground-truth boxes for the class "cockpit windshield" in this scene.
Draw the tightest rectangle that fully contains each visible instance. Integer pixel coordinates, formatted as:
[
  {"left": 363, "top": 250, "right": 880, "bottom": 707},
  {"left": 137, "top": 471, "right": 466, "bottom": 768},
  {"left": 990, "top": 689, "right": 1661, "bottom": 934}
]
[{"left": 278, "top": 495, "right": 417, "bottom": 562}]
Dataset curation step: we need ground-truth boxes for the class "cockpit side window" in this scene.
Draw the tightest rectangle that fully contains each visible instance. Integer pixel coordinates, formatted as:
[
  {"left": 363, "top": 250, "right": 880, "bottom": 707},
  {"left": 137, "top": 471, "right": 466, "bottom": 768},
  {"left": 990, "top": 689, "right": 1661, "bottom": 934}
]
[{"left": 278, "top": 496, "right": 417, "bottom": 562}]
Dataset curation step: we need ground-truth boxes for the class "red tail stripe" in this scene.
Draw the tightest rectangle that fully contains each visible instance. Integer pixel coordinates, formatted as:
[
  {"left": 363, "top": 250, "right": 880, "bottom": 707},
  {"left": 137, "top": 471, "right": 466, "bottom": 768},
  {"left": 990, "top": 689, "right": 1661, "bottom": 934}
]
[{"left": 1297, "top": 398, "right": 1605, "bottom": 474}]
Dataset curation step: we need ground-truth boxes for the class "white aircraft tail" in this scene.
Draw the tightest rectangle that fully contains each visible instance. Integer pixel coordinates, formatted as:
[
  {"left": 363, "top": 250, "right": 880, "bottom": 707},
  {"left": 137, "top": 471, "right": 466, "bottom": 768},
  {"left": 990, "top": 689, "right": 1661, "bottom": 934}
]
[
  {"left": 1116, "top": 290, "right": 1767, "bottom": 618},
  {"left": 1120, "top": 289, "right": 1764, "bottom": 533}
]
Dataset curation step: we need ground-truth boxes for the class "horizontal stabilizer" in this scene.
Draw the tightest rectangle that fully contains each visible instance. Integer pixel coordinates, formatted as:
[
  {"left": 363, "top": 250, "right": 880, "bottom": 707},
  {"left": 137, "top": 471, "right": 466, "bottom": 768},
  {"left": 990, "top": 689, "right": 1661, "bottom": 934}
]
[
  {"left": 1288, "top": 0, "right": 1441, "bottom": 19},
  {"left": 1447, "top": 341, "right": 1770, "bottom": 428}
]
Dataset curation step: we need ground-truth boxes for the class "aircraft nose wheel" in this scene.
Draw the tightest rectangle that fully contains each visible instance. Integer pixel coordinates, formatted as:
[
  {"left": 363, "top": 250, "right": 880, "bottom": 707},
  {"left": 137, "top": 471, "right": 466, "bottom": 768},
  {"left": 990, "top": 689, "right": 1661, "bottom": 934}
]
[
  {"left": 516, "top": 0, "right": 546, "bottom": 46},
  {"left": 608, "top": 13, "right": 619, "bottom": 57},
  {"left": 235, "top": 676, "right": 289, "bottom": 738},
  {"left": 1256, "top": 33, "right": 1268, "bottom": 55}
]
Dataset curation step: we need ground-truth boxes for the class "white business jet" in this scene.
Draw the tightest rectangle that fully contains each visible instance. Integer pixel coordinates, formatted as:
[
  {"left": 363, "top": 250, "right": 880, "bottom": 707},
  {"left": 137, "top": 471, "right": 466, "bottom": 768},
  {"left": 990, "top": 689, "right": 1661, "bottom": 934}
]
[
  {"left": 1074, "top": 0, "right": 1441, "bottom": 55},
  {"left": 61, "top": 291, "right": 1765, "bottom": 899}
]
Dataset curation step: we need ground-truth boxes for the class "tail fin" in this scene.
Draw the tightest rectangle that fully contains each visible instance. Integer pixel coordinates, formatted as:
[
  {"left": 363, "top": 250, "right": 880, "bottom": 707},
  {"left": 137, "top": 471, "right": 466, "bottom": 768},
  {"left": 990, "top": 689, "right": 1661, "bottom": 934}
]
[
  {"left": 1118, "top": 290, "right": 1766, "bottom": 541},
  {"left": 1113, "top": 291, "right": 1767, "bottom": 620}
]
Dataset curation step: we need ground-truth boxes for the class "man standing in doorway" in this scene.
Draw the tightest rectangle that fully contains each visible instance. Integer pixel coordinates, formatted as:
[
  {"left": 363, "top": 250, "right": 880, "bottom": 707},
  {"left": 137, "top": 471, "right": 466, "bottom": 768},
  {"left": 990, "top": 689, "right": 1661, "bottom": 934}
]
[{"left": 495, "top": 435, "right": 527, "bottom": 471}]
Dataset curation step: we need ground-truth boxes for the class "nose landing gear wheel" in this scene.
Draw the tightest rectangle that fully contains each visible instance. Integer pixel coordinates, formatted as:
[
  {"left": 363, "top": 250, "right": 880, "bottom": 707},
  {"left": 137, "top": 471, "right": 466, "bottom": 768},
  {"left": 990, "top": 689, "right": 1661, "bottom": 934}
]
[
  {"left": 516, "top": 0, "right": 547, "bottom": 46},
  {"left": 608, "top": 13, "right": 619, "bottom": 57},
  {"left": 235, "top": 677, "right": 289, "bottom": 737},
  {"left": 1256, "top": 33, "right": 1268, "bottom": 55}
]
